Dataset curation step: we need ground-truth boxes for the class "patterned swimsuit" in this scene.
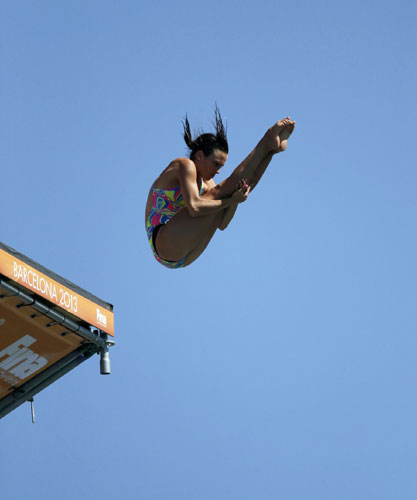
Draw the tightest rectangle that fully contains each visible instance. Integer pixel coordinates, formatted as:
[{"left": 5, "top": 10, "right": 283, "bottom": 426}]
[{"left": 146, "top": 183, "right": 204, "bottom": 269}]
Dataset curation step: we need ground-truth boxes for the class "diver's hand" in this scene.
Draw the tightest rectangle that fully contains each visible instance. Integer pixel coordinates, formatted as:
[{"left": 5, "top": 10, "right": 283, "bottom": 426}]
[{"left": 231, "top": 178, "right": 251, "bottom": 203}]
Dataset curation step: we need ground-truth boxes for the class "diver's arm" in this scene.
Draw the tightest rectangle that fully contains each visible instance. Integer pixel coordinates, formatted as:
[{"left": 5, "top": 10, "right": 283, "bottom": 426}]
[{"left": 177, "top": 159, "right": 248, "bottom": 217}]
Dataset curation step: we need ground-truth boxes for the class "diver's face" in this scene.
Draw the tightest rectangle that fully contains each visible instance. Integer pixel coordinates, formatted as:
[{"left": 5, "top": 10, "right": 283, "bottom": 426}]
[{"left": 195, "top": 149, "right": 228, "bottom": 180}]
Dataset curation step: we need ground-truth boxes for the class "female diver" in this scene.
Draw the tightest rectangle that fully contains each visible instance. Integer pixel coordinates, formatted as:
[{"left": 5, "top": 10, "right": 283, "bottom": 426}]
[{"left": 145, "top": 107, "right": 295, "bottom": 268}]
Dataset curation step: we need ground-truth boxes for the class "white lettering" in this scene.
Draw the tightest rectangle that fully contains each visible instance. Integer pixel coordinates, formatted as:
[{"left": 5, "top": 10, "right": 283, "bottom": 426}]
[
  {"left": 0, "top": 369, "right": 19, "bottom": 385},
  {"left": 0, "top": 347, "right": 30, "bottom": 369},
  {"left": 9, "top": 353, "right": 47, "bottom": 378},
  {"left": 97, "top": 309, "right": 107, "bottom": 327},
  {"left": 0, "top": 335, "right": 36, "bottom": 364},
  {"left": 45, "top": 278, "right": 53, "bottom": 299},
  {"left": 13, "top": 262, "right": 58, "bottom": 302},
  {"left": 0, "top": 335, "right": 47, "bottom": 381}
]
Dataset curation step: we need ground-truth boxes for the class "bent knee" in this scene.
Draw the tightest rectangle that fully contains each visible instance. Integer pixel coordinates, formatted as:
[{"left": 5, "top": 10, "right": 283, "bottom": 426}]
[
  {"left": 203, "top": 183, "right": 234, "bottom": 200},
  {"left": 202, "top": 185, "right": 221, "bottom": 200}
]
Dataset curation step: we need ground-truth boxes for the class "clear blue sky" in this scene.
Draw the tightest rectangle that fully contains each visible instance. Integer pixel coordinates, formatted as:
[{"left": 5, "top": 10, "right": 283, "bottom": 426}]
[{"left": 1, "top": 1, "right": 416, "bottom": 499}]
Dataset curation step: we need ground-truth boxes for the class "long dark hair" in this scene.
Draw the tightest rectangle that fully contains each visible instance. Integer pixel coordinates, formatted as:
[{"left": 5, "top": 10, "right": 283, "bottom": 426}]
[{"left": 182, "top": 105, "right": 228, "bottom": 161}]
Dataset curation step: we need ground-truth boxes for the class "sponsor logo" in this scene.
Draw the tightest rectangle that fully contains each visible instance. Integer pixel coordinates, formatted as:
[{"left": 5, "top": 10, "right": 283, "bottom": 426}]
[
  {"left": 96, "top": 308, "right": 107, "bottom": 327},
  {"left": 0, "top": 335, "right": 47, "bottom": 381}
]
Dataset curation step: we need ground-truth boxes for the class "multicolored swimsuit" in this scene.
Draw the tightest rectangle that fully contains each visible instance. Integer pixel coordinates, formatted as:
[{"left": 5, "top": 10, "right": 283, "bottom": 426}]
[{"left": 146, "top": 183, "right": 204, "bottom": 269}]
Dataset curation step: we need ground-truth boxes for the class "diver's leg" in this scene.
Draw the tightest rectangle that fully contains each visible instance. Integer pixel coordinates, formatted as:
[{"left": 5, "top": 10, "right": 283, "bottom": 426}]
[
  {"left": 155, "top": 206, "right": 225, "bottom": 263},
  {"left": 214, "top": 152, "right": 273, "bottom": 231},
  {"left": 213, "top": 118, "right": 294, "bottom": 197},
  {"left": 248, "top": 121, "right": 295, "bottom": 189},
  {"left": 247, "top": 151, "right": 274, "bottom": 190},
  {"left": 183, "top": 223, "right": 222, "bottom": 266},
  {"left": 213, "top": 120, "right": 296, "bottom": 231},
  {"left": 218, "top": 203, "right": 238, "bottom": 231}
]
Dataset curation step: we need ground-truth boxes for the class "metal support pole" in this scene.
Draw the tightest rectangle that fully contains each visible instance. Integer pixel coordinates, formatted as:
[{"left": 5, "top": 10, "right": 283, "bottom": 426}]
[
  {"left": 100, "top": 336, "right": 111, "bottom": 375},
  {"left": 89, "top": 327, "right": 115, "bottom": 375},
  {"left": 29, "top": 398, "right": 35, "bottom": 424}
]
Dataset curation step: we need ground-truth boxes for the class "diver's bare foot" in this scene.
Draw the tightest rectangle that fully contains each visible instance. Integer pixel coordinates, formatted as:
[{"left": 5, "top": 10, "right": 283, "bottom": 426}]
[
  {"left": 278, "top": 120, "right": 295, "bottom": 152},
  {"left": 265, "top": 117, "right": 292, "bottom": 153}
]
